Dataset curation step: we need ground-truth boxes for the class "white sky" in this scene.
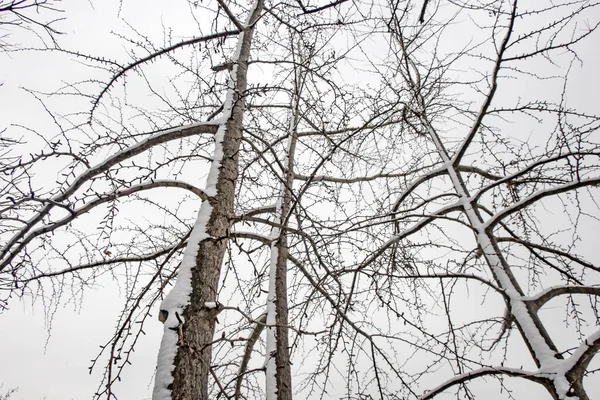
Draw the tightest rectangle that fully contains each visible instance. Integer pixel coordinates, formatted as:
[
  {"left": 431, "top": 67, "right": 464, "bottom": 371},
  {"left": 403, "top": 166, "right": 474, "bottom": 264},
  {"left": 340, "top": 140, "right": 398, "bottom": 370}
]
[{"left": 1, "top": 1, "right": 599, "bottom": 399}]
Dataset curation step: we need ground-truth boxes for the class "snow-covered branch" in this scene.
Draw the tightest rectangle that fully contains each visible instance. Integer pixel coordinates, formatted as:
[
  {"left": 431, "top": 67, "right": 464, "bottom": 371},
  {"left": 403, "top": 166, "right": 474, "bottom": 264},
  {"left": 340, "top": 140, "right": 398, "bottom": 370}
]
[
  {"left": 524, "top": 285, "right": 600, "bottom": 311},
  {"left": 0, "top": 179, "right": 207, "bottom": 272},
  {"left": 419, "top": 366, "right": 542, "bottom": 400},
  {"left": 0, "top": 122, "right": 218, "bottom": 270}
]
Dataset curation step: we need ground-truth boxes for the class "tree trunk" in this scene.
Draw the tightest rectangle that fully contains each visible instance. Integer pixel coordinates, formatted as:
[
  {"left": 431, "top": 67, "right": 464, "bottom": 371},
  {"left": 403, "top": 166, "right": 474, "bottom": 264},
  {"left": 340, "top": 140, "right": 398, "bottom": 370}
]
[
  {"left": 153, "top": 1, "right": 264, "bottom": 399},
  {"left": 265, "top": 60, "right": 304, "bottom": 400}
]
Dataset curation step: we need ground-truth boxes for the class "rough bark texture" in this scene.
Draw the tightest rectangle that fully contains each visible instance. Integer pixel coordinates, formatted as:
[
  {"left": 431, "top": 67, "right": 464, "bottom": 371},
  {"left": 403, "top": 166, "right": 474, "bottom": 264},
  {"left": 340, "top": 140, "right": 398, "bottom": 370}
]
[{"left": 169, "top": 2, "right": 264, "bottom": 399}]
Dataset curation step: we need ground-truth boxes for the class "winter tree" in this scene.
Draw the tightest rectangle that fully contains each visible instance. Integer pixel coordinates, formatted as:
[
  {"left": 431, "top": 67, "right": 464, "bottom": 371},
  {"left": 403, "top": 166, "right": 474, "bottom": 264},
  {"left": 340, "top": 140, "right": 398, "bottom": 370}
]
[{"left": 1, "top": 0, "right": 599, "bottom": 399}]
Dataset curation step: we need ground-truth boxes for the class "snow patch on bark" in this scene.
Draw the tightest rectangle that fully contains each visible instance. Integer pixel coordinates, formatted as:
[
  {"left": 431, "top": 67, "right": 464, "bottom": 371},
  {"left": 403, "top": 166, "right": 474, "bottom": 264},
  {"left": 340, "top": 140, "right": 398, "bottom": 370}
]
[
  {"left": 153, "top": 202, "right": 213, "bottom": 400},
  {"left": 265, "top": 213, "right": 280, "bottom": 400},
  {"left": 152, "top": 1, "right": 263, "bottom": 398}
]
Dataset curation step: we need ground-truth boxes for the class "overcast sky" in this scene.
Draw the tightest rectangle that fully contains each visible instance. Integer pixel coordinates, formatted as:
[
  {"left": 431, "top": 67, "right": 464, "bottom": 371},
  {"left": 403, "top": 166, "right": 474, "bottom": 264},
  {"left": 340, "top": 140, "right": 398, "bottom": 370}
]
[{"left": 1, "top": 1, "right": 599, "bottom": 400}]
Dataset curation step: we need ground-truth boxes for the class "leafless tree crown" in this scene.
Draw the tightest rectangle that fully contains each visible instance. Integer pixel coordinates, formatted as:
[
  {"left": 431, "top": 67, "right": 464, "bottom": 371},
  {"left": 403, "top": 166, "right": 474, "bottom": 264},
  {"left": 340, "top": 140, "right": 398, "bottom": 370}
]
[{"left": 1, "top": 0, "right": 599, "bottom": 399}]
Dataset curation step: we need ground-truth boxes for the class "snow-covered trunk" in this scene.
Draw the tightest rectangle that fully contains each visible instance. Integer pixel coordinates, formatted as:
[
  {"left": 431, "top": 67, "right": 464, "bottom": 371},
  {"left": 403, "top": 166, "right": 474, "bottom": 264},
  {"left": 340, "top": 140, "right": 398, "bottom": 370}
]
[
  {"left": 265, "top": 222, "right": 293, "bottom": 400},
  {"left": 265, "top": 81, "right": 302, "bottom": 400},
  {"left": 419, "top": 115, "right": 587, "bottom": 399},
  {"left": 152, "top": 2, "right": 264, "bottom": 400}
]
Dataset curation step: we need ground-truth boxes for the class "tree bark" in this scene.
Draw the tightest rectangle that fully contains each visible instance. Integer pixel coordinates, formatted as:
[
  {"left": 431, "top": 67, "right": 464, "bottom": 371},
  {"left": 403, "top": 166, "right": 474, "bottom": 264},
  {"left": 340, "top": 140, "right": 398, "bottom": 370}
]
[
  {"left": 156, "top": 2, "right": 264, "bottom": 399},
  {"left": 265, "top": 61, "right": 304, "bottom": 400}
]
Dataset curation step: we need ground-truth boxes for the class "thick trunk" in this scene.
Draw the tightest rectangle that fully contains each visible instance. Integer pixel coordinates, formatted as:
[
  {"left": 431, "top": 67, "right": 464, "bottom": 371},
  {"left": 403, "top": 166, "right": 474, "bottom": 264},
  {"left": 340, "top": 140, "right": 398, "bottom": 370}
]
[{"left": 153, "top": 2, "right": 264, "bottom": 399}]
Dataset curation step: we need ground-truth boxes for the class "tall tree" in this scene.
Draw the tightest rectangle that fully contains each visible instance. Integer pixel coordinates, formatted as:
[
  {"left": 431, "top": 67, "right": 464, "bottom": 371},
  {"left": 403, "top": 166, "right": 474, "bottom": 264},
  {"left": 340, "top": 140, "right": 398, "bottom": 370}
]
[
  {"left": 1, "top": 0, "right": 599, "bottom": 399},
  {"left": 153, "top": 1, "right": 266, "bottom": 399}
]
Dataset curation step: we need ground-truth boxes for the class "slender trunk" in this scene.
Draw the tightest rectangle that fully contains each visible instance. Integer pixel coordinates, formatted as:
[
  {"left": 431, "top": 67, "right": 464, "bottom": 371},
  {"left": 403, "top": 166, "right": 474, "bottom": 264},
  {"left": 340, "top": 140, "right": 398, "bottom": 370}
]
[
  {"left": 265, "top": 67, "right": 303, "bottom": 400},
  {"left": 153, "top": 2, "right": 264, "bottom": 399}
]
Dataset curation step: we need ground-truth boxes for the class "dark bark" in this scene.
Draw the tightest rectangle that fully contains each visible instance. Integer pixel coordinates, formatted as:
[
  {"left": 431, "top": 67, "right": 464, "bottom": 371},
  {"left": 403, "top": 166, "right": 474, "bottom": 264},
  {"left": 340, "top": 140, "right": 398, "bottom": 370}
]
[
  {"left": 168, "top": 2, "right": 264, "bottom": 399},
  {"left": 271, "top": 79, "right": 302, "bottom": 400}
]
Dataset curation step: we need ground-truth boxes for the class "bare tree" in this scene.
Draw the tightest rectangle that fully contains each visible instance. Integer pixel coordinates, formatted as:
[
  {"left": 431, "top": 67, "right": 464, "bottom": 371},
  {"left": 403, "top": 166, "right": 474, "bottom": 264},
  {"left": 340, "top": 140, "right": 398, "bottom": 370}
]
[
  {"left": 1, "top": 0, "right": 599, "bottom": 400},
  {"left": 358, "top": 1, "right": 600, "bottom": 398}
]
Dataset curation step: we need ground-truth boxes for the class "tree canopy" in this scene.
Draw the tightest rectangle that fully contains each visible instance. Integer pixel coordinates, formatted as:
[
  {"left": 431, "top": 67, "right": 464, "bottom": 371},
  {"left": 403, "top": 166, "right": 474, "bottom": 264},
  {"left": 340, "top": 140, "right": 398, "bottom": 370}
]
[{"left": 1, "top": 0, "right": 599, "bottom": 399}]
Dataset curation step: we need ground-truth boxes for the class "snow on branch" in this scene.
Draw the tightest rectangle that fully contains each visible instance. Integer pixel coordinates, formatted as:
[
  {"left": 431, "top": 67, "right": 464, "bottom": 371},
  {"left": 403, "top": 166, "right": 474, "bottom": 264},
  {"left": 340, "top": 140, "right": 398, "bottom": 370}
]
[
  {"left": 524, "top": 285, "right": 600, "bottom": 312},
  {"left": 0, "top": 179, "right": 208, "bottom": 272},
  {"left": 0, "top": 122, "right": 218, "bottom": 271},
  {"left": 419, "top": 366, "right": 542, "bottom": 400}
]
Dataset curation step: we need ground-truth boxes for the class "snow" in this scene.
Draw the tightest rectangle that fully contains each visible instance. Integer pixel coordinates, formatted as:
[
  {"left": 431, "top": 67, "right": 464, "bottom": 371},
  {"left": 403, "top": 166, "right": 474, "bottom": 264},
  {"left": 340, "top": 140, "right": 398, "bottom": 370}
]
[
  {"left": 536, "top": 328, "right": 600, "bottom": 398},
  {"left": 263, "top": 91, "right": 298, "bottom": 400},
  {"left": 152, "top": 201, "right": 212, "bottom": 400},
  {"left": 203, "top": 0, "right": 253, "bottom": 198},
  {"left": 0, "top": 119, "right": 223, "bottom": 269},
  {"left": 522, "top": 285, "right": 563, "bottom": 303},
  {"left": 152, "top": 1, "right": 262, "bottom": 398},
  {"left": 57, "top": 119, "right": 222, "bottom": 203},
  {"left": 204, "top": 302, "right": 217, "bottom": 309},
  {"left": 418, "top": 366, "right": 535, "bottom": 400},
  {"left": 419, "top": 120, "right": 588, "bottom": 399},
  {"left": 152, "top": 24, "right": 245, "bottom": 396},
  {"left": 264, "top": 199, "right": 282, "bottom": 400}
]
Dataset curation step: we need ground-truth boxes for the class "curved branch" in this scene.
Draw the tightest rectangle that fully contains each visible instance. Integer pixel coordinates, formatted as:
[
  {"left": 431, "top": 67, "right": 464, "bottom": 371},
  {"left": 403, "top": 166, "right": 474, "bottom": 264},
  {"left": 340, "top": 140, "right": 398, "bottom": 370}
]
[
  {"left": 358, "top": 203, "right": 464, "bottom": 271},
  {"left": 420, "top": 366, "right": 543, "bottom": 400},
  {"left": 93, "top": 30, "right": 240, "bottom": 115},
  {"left": 392, "top": 165, "right": 447, "bottom": 211},
  {"left": 525, "top": 285, "right": 600, "bottom": 312},
  {"left": 484, "top": 177, "right": 600, "bottom": 230},
  {"left": 1, "top": 179, "right": 207, "bottom": 272},
  {"left": 471, "top": 152, "right": 600, "bottom": 204},
  {"left": 0, "top": 122, "right": 218, "bottom": 270},
  {"left": 566, "top": 329, "right": 600, "bottom": 384}
]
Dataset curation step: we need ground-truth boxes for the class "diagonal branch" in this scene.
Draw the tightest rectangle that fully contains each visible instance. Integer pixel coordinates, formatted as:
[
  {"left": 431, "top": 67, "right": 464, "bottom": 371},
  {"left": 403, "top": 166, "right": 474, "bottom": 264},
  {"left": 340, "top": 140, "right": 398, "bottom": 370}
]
[
  {"left": 216, "top": 0, "right": 245, "bottom": 31},
  {"left": 302, "top": 0, "right": 348, "bottom": 15},
  {"left": 92, "top": 29, "right": 241, "bottom": 116},
  {"left": 451, "top": 0, "right": 518, "bottom": 166}
]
